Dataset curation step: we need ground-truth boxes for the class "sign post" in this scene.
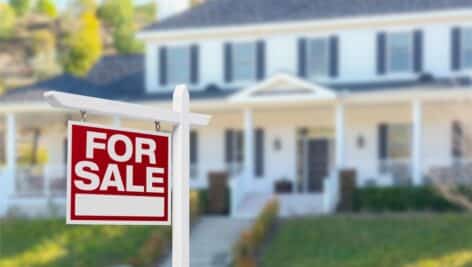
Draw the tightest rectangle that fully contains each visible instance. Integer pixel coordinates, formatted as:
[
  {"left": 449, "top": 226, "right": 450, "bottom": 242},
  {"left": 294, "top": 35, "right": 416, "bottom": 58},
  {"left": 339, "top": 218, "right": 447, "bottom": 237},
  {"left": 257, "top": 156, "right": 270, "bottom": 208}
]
[{"left": 45, "top": 85, "right": 210, "bottom": 267}]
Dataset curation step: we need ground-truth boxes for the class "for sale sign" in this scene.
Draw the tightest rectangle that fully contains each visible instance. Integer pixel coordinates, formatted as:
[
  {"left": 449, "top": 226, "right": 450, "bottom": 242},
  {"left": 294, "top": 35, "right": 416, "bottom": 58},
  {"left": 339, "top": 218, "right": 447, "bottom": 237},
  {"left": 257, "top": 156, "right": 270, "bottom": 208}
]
[{"left": 67, "top": 121, "right": 171, "bottom": 225}]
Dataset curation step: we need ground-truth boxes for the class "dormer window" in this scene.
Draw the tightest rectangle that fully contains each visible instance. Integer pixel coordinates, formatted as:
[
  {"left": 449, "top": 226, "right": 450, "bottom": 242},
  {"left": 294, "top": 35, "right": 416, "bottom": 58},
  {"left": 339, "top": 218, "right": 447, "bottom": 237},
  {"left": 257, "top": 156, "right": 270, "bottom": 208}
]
[
  {"left": 232, "top": 42, "right": 256, "bottom": 82},
  {"left": 386, "top": 32, "right": 413, "bottom": 73},
  {"left": 167, "top": 46, "right": 191, "bottom": 84}
]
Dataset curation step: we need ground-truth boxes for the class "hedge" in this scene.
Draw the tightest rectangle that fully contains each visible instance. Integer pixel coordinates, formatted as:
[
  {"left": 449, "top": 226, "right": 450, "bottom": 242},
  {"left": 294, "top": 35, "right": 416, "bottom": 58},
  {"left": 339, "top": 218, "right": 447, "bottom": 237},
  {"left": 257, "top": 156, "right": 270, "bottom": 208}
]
[
  {"left": 233, "top": 199, "right": 279, "bottom": 267},
  {"left": 352, "top": 186, "right": 462, "bottom": 212}
]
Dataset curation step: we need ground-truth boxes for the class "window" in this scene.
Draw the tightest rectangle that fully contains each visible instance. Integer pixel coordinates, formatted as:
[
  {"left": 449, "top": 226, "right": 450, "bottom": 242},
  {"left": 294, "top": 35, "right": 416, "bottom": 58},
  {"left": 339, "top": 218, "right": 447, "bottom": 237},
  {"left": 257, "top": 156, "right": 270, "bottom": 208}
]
[
  {"left": 462, "top": 28, "right": 472, "bottom": 69},
  {"left": 386, "top": 124, "right": 411, "bottom": 159},
  {"left": 225, "top": 129, "right": 244, "bottom": 175},
  {"left": 232, "top": 42, "right": 256, "bottom": 82},
  {"left": 167, "top": 46, "right": 190, "bottom": 84},
  {"left": 387, "top": 32, "right": 413, "bottom": 73},
  {"left": 307, "top": 38, "right": 330, "bottom": 78}
]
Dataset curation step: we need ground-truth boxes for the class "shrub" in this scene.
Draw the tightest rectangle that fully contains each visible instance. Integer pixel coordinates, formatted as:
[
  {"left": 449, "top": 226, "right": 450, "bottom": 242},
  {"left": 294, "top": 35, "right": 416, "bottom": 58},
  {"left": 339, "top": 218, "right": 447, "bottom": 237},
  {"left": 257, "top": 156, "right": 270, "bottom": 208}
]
[
  {"left": 9, "top": 0, "right": 30, "bottom": 16},
  {"left": 196, "top": 188, "right": 231, "bottom": 215},
  {"left": 0, "top": 3, "right": 16, "bottom": 40},
  {"left": 36, "top": 0, "right": 56, "bottom": 18},
  {"left": 352, "top": 186, "right": 461, "bottom": 212},
  {"left": 233, "top": 199, "right": 279, "bottom": 266}
]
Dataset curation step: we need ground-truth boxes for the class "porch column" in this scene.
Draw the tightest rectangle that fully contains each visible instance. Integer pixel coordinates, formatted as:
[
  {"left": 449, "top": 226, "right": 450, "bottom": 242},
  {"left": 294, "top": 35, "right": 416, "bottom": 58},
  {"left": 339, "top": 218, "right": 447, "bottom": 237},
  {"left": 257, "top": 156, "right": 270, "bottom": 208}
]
[
  {"left": 0, "top": 113, "right": 16, "bottom": 215},
  {"left": 113, "top": 116, "right": 121, "bottom": 127},
  {"left": 335, "top": 103, "right": 345, "bottom": 169},
  {"left": 412, "top": 100, "right": 423, "bottom": 186},
  {"left": 243, "top": 109, "right": 254, "bottom": 183}
]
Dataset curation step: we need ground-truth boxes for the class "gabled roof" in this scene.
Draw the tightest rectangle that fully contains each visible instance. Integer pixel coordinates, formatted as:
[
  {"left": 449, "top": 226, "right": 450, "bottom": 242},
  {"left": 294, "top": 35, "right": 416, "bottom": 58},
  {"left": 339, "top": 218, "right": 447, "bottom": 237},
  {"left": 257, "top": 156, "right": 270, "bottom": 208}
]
[
  {"left": 230, "top": 73, "right": 336, "bottom": 103},
  {"left": 142, "top": 0, "right": 472, "bottom": 33}
]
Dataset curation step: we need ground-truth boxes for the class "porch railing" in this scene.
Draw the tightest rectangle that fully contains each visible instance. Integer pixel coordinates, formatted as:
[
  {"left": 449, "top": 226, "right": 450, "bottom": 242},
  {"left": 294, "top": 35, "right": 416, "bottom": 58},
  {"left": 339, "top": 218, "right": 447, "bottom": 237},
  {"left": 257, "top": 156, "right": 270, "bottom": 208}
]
[{"left": 14, "top": 164, "right": 66, "bottom": 197}]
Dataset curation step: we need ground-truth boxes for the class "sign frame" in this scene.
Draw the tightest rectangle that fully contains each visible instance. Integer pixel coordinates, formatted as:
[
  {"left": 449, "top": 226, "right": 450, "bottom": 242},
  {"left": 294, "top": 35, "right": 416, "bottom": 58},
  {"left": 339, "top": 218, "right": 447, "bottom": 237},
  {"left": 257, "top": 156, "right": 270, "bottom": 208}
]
[{"left": 66, "top": 120, "right": 172, "bottom": 226}]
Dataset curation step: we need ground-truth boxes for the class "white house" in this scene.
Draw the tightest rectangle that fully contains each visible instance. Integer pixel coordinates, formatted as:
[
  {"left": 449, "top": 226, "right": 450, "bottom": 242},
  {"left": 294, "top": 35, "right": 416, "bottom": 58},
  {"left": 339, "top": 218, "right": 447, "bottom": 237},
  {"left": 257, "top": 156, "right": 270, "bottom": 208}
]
[{"left": 2, "top": 0, "right": 472, "bottom": 217}]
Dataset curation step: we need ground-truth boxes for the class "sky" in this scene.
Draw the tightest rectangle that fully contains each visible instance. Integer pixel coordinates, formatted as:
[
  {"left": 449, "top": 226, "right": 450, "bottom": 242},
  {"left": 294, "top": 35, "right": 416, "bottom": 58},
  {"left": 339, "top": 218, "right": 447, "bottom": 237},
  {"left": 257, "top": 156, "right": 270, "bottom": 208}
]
[{"left": 1, "top": 0, "right": 154, "bottom": 10}]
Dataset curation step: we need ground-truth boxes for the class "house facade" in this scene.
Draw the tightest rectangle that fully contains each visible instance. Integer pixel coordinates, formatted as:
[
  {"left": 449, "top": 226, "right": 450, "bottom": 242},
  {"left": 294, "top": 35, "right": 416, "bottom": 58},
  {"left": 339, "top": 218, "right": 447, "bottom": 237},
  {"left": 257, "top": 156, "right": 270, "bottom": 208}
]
[{"left": 2, "top": 0, "right": 472, "bottom": 217}]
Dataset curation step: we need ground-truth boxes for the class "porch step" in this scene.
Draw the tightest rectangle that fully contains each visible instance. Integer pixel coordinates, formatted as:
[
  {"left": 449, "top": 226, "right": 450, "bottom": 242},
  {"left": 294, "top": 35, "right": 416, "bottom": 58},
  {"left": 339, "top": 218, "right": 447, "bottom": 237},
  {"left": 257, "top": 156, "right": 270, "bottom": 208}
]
[
  {"left": 235, "top": 193, "right": 274, "bottom": 219},
  {"left": 158, "top": 216, "right": 252, "bottom": 267},
  {"left": 278, "top": 194, "right": 325, "bottom": 217}
]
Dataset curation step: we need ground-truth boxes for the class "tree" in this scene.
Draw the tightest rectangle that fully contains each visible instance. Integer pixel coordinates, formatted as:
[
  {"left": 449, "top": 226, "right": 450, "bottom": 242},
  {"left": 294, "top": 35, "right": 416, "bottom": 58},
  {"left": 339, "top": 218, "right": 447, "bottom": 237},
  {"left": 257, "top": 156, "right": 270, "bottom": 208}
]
[
  {"left": 0, "top": 3, "right": 16, "bottom": 39},
  {"left": 36, "top": 0, "right": 57, "bottom": 18},
  {"left": 63, "top": 10, "right": 102, "bottom": 76},
  {"left": 113, "top": 23, "right": 143, "bottom": 54},
  {"left": 98, "top": 0, "right": 133, "bottom": 28},
  {"left": 9, "top": 0, "right": 31, "bottom": 16},
  {"left": 98, "top": 0, "right": 143, "bottom": 54}
]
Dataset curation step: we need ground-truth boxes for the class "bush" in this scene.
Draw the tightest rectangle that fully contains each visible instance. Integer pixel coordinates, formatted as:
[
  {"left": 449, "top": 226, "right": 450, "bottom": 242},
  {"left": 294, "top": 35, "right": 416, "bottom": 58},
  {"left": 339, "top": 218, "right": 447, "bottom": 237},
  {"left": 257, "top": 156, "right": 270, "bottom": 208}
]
[
  {"left": 352, "top": 186, "right": 461, "bottom": 212},
  {"left": 36, "top": 0, "right": 57, "bottom": 18},
  {"left": 9, "top": 0, "right": 30, "bottom": 16},
  {"left": 196, "top": 188, "right": 231, "bottom": 215},
  {"left": 233, "top": 199, "right": 279, "bottom": 266}
]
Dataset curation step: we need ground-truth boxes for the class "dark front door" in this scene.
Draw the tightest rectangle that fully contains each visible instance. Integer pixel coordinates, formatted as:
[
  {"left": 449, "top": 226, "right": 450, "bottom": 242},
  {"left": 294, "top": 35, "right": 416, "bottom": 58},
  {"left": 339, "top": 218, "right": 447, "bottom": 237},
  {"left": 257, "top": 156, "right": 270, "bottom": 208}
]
[{"left": 307, "top": 139, "right": 329, "bottom": 192}]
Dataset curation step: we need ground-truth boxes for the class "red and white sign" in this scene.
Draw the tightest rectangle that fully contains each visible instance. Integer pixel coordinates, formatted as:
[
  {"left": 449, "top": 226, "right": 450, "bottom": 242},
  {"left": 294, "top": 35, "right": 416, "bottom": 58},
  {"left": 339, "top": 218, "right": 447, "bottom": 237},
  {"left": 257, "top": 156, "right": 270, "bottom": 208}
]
[{"left": 67, "top": 121, "right": 171, "bottom": 225}]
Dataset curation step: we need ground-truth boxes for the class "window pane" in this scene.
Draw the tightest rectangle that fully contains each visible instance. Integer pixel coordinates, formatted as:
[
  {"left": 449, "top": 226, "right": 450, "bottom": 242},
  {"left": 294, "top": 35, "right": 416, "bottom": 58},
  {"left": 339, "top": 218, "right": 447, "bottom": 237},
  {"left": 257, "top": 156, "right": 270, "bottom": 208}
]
[
  {"left": 167, "top": 46, "right": 190, "bottom": 84},
  {"left": 307, "top": 38, "right": 329, "bottom": 78},
  {"left": 462, "top": 28, "right": 472, "bottom": 69},
  {"left": 232, "top": 42, "right": 255, "bottom": 81},
  {"left": 387, "top": 124, "right": 411, "bottom": 159},
  {"left": 388, "top": 32, "right": 412, "bottom": 73}
]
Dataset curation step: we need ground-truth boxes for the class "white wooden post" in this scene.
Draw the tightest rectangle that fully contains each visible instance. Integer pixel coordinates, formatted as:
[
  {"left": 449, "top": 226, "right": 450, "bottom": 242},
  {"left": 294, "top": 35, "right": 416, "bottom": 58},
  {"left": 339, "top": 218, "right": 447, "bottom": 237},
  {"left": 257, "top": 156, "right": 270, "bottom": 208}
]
[
  {"left": 243, "top": 109, "right": 254, "bottom": 187},
  {"left": 172, "top": 85, "right": 190, "bottom": 267},
  {"left": 335, "top": 103, "right": 345, "bottom": 169},
  {"left": 412, "top": 100, "right": 423, "bottom": 186}
]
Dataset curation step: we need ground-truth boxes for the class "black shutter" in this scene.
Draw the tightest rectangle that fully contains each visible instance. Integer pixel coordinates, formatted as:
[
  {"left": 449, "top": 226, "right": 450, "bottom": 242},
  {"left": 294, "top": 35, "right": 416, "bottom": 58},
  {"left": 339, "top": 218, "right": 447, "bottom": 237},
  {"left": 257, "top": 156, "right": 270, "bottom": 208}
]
[
  {"left": 452, "top": 27, "right": 461, "bottom": 71},
  {"left": 159, "top": 46, "right": 167, "bottom": 86},
  {"left": 225, "top": 129, "right": 234, "bottom": 164},
  {"left": 298, "top": 38, "right": 307, "bottom": 78},
  {"left": 329, "top": 36, "right": 339, "bottom": 78},
  {"left": 256, "top": 40, "right": 266, "bottom": 80},
  {"left": 190, "top": 131, "right": 198, "bottom": 164},
  {"left": 190, "top": 44, "right": 199, "bottom": 84},
  {"left": 377, "top": 32, "right": 387, "bottom": 75},
  {"left": 255, "top": 128, "right": 265, "bottom": 177},
  {"left": 413, "top": 30, "right": 423, "bottom": 73},
  {"left": 236, "top": 131, "right": 244, "bottom": 164},
  {"left": 224, "top": 43, "right": 233, "bottom": 83},
  {"left": 378, "top": 124, "right": 388, "bottom": 160}
]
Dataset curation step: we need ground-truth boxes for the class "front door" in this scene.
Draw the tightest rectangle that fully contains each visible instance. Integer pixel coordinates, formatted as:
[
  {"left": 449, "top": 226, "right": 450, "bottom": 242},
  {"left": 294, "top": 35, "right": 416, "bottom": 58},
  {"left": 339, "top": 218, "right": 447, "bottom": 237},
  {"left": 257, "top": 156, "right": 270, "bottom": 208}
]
[{"left": 307, "top": 139, "right": 329, "bottom": 192}]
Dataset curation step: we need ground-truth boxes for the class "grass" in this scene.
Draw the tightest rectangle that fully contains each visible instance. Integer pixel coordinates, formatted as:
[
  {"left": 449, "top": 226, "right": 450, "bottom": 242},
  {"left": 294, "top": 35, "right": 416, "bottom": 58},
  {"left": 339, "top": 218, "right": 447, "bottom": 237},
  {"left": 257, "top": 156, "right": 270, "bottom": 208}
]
[
  {"left": 261, "top": 213, "right": 472, "bottom": 267},
  {"left": 0, "top": 218, "right": 170, "bottom": 267}
]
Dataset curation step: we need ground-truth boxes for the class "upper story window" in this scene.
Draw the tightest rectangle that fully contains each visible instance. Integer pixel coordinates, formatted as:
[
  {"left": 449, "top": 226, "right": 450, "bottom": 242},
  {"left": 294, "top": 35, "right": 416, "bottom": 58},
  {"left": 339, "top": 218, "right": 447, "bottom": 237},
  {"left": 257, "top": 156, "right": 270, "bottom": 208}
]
[
  {"left": 461, "top": 28, "right": 472, "bottom": 69},
  {"left": 307, "top": 38, "right": 330, "bottom": 78},
  {"left": 159, "top": 44, "right": 199, "bottom": 86},
  {"left": 298, "top": 36, "right": 338, "bottom": 79},
  {"left": 224, "top": 41, "right": 265, "bottom": 83},
  {"left": 377, "top": 30, "right": 422, "bottom": 75},
  {"left": 167, "top": 46, "right": 191, "bottom": 84},
  {"left": 232, "top": 42, "right": 256, "bottom": 82},
  {"left": 387, "top": 32, "right": 413, "bottom": 73}
]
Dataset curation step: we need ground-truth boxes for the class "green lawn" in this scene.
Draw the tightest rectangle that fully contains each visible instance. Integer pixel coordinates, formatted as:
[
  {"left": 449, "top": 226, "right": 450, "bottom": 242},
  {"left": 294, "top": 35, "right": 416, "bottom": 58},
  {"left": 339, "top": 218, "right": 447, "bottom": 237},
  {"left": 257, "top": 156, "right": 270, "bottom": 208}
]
[
  {"left": 0, "top": 218, "right": 170, "bottom": 267},
  {"left": 262, "top": 213, "right": 472, "bottom": 267}
]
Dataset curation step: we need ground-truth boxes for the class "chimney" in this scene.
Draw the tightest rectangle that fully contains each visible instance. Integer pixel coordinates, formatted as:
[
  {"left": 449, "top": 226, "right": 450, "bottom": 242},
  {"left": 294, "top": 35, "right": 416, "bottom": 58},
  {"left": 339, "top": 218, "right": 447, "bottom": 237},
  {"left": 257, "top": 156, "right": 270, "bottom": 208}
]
[{"left": 157, "top": 0, "right": 191, "bottom": 20}]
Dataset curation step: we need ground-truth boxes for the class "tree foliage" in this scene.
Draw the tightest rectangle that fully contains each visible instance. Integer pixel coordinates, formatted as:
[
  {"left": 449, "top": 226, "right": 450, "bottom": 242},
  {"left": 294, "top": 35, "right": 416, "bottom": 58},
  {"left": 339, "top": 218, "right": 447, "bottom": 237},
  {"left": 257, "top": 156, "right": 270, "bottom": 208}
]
[
  {"left": 36, "top": 0, "right": 57, "bottom": 18},
  {"left": 63, "top": 10, "right": 102, "bottom": 76},
  {"left": 98, "top": 0, "right": 133, "bottom": 28},
  {"left": 31, "top": 30, "right": 61, "bottom": 78},
  {"left": 113, "top": 23, "right": 143, "bottom": 54},
  {"left": 0, "top": 3, "right": 16, "bottom": 39},
  {"left": 98, "top": 0, "right": 143, "bottom": 54},
  {"left": 9, "top": 0, "right": 30, "bottom": 16}
]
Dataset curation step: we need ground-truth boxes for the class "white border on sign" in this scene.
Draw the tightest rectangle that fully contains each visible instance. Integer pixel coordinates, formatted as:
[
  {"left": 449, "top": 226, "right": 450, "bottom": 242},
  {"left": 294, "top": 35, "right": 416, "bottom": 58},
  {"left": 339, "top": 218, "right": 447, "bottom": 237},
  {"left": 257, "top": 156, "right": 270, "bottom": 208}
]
[{"left": 66, "top": 121, "right": 172, "bottom": 225}]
